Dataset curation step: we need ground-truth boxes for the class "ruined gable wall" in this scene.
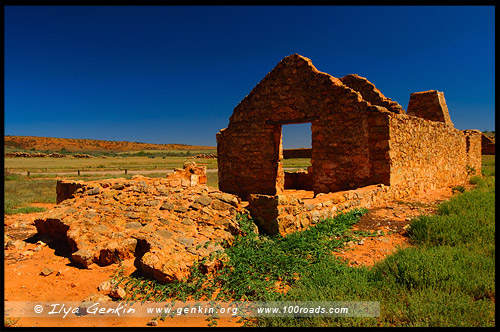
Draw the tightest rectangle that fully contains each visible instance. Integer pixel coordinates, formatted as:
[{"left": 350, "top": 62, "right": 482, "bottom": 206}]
[
  {"left": 217, "top": 54, "right": 393, "bottom": 199},
  {"left": 340, "top": 74, "right": 405, "bottom": 114},
  {"left": 387, "top": 114, "right": 481, "bottom": 198}
]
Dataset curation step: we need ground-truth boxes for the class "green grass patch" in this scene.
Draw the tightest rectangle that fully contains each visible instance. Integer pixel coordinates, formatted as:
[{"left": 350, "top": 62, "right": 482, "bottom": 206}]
[
  {"left": 282, "top": 158, "right": 311, "bottom": 169},
  {"left": 4, "top": 155, "right": 218, "bottom": 173},
  {"left": 8, "top": 206, "right": 48, "bottom": 214},
  {"left": 4, "top": 176, "right": 56, "bottom": 214},
  {"left": 111, "top": 209, "right": 366, "bottom": 306},
  {"left": 259, "top": 176, "right": 495, "bottom": 327},
  {"left": 481, "top": 155, "right": 495, "bottom": 176},
  {"left": 409, "top": 177, "right": 494, "bottom": 248}
]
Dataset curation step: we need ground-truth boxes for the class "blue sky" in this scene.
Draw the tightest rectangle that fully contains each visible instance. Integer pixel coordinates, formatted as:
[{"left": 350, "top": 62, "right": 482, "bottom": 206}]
[{"left": 4, "top": 5, "right": 495, "bottom": 148}]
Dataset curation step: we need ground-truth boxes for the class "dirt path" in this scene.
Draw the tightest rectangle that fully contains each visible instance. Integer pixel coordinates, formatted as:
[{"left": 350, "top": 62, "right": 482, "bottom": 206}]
[
  {"left": 4, "top": 185, "right": 463, "bottom": 327},
  {"left": 334, "top": 186, "right": 463, "bottom": 266}
]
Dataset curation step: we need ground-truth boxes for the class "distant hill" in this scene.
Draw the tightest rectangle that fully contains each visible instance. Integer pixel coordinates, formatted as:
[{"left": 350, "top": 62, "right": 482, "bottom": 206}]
[{"left": 4, "top": 135, "right": 215, "bottom": 152}]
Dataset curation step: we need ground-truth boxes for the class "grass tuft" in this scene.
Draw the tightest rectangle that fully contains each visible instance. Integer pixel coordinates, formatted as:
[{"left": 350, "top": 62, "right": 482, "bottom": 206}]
[{"left": 4, "top": 177, "right": 56, "bottom": 214}]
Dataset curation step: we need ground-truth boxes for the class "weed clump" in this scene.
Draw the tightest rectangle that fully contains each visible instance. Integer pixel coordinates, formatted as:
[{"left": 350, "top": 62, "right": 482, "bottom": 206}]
[{"left": 111, "top": 209, "right": 367, "bottom": 303}]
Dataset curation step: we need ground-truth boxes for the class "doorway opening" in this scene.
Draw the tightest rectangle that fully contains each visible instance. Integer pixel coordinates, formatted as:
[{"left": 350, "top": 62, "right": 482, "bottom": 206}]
[{"left": 281, "top": 122, "right": 313, "bottom": 191}]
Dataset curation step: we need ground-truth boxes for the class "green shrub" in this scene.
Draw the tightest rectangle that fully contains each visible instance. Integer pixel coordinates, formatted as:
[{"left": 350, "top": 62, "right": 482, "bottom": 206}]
[
  {"left": 112, "top": 209, "right": 367, "bottom": 304},
  {"left": 408, "top": 178, "right": 494, "bottom": 247},
  {"left": 451, "top": 185, "right": 465, "bottom": 194},
  {"left": 469, "top": 176, "right": 482, "bottom": 185}
]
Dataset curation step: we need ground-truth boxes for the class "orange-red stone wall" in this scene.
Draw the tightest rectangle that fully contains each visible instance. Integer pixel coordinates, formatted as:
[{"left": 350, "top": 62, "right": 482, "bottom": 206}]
[
  {"left": 217, "top": 124, "right": 282, "bottom": 198},
  {"left": 217, "top": 55, "right": 393, "bottom": 200},
  {"left": 283, "top": 148, "right": 312, "bottom": 159},
  {"left": 407, "top": 90, "right": 454, "bottom": 127},
  {"left": 247, "top": 184, "right": 391, "bottom": 236},
  {"left": 481, "top": 134, "right": 495, "bottom": 155},
  {"left": 217, "top": 54, "right": 482, "bottom": 203},
  {"left": 387, "top": 114, "right": 482, "bottom": 198}
]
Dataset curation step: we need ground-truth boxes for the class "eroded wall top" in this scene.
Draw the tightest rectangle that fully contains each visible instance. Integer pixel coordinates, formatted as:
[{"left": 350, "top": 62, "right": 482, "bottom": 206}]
[
  {"left": 340, "top": 74, "right": 405, "bottom": 114},
  {"left": 406, "top": 90, "right": 454, "bottom": 127}
]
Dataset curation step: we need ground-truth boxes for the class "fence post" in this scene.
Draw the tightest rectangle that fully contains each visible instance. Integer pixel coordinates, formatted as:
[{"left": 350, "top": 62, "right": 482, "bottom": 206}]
[
  {"left": 125, "top": 169, "right": 128, "bottom": 175},
  {"left": 78, "top": 170, "right": 80, "bottom": 176},
  {"left": 27, "top": 171, "right": 30, "bottom": 177}
]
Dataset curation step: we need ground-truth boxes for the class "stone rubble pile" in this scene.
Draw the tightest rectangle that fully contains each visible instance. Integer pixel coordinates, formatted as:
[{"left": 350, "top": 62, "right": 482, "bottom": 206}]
[
  {"left": 188, "top": 153, "right": 217, "bottom": 159},
  {"left": 35, "top": 162, "right": 248, "bottom": 283},
  {"left": 5, "top": 152, "right": 66, "bottom": 158},
  {"left": 72, "top": 153, "right": 94, "bottom": 158},
  {"left": 4, "top": 152, "right": 94, "bottom": 158}
]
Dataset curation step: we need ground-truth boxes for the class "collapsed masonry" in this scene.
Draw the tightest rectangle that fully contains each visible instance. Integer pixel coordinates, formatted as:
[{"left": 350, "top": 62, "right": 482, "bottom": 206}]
[
  {"left": 217, "top": 54, "right": 482, "bottom": 236},
  {"left": 34, "top": 162, "right": 249, "bottom": 283}
]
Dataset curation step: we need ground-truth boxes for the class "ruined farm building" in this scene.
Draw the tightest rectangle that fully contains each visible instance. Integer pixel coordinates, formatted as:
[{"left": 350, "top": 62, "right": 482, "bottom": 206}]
[{"left": 217, "top": 54, "right": 482, "bottom": 202}]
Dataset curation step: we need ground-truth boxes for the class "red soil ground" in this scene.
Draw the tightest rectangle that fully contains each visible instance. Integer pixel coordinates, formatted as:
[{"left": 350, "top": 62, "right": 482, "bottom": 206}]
[{"left": 4, "top": 186, "right": 464, "bottom": 327}]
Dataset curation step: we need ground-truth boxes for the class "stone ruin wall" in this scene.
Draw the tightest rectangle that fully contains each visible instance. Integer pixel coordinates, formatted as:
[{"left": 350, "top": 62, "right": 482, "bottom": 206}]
[
  {"left": 482, "top": 134, "right": 495, "bottom": 155},
  {"left": 384, "top": 88, "right": 482, "bottom": 198},
  {"left": 284, "top": 170, "right": 312, "bottom": 191},
  {"left": 217, "top": 54, "right": 397, "bottom": 199},
  {"left": 247, "top": 111, "right": 482, "bottom": 236},
  {"left": 282, "top": 148, "right": 312, "bottom": 159},
  {"left": 218, "top": 54, "right": 481, "bottom": 201},
  {"left": 386, "top": 113, "right": 482, "bottom": 199},
  {"left": 218, "top": 54, "right": 483, "bottom": 235},
  {"left": 406, "top": 90, "right": 454, "bottom": 126},
  {"left": 248, "top": 184, "right": 391, "bottom": 236},
  {"left": 339, "top": 74, "right": 405, "bottom": 115}
]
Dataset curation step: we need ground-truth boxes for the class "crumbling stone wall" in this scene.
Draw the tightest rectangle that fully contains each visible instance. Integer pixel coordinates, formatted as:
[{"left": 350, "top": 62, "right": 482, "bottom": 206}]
[
  {"left": 387, "top": 115, "right": 481, "bottom": 198},
  {"left": 217, "top": 54, "right": 392, "bottom": 199},
  {"left": 407, "top": 90, "right": 454, "bottom": 127},
  {"left": 464, "top": 130, "right": 483, "bottom": 174},
  {"left": 247, "top": 185, "right": 390, "bottom": 236},
  {"left": 481, "top": 133, "right": 495, "bottom": 155},
  {"left": 284, "top": 170, "right": 313, "bottom": 191},
  {"left": 217, "top": 53, "right": 482, "bottom": 204},
  {"left": 283, "top": 148, "right": 312, "bottom": 159},
  {"left": 340, "top": 74, "right": 405, "bottom": 114},
  {"left": 56, "top": 161, "right": 207, "bottom": 204}
]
